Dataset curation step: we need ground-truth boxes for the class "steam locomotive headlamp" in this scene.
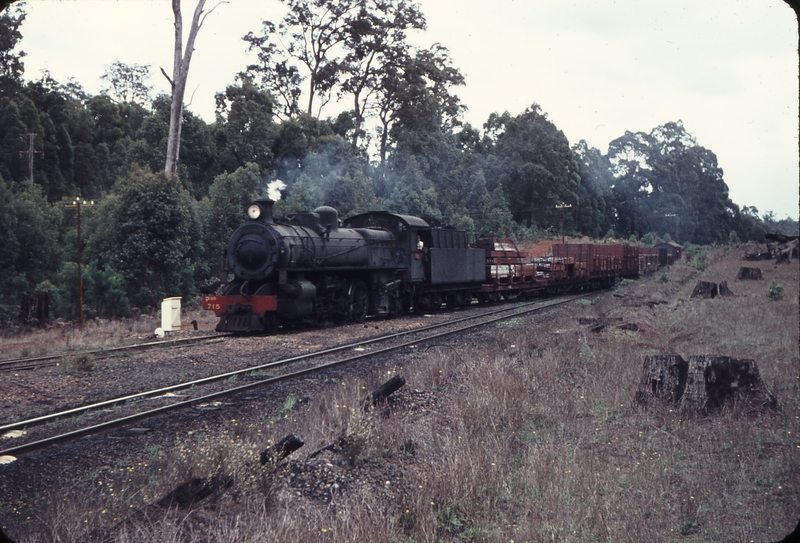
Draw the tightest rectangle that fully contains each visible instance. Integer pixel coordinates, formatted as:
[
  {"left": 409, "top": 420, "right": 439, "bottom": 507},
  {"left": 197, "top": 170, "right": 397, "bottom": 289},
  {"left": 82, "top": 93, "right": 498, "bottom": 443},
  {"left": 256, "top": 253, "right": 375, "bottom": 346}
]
[{"left": 247, "top": 204, "right": 262, "bottom": 220}]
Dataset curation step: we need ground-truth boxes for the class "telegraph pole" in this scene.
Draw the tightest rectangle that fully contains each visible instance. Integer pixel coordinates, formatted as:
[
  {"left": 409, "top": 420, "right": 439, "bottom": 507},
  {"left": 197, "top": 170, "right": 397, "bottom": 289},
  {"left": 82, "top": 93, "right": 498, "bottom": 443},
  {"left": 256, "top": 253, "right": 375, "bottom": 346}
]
[
  {"left": 64, "top": 198, "right": 94, "bottom": 330},
  {"left": 555, "top": 203, "right": 572, "bottom": 244},
  {"left": 19, "top": 133, "right": 43, "bottom": 181}
]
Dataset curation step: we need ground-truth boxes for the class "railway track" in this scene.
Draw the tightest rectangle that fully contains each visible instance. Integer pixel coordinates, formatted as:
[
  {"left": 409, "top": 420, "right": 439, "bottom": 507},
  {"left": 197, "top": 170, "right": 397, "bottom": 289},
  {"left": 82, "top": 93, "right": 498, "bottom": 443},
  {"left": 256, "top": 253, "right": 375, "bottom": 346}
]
[
  {"left": 0, "top": 333, "right": 230, "bottom": 374},
  {"left": 0, "top": 294, "right": 591, "bottom": 459}
]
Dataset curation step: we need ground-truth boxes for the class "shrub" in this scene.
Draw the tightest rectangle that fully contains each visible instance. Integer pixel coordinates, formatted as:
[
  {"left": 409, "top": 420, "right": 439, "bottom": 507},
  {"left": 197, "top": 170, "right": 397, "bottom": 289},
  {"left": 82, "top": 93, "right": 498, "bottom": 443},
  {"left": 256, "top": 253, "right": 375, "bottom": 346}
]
[
  {"left": 684, "top": 243, "right": 709, "bottom": 271},
  {"left": 614, "top": 278, "right": 635, "bottom": 290},
  {"left": 282, "top": 394, "right": 298, "bottom": 412},
  {"left": 62, "top": 353, "right": 95, "bottom": 373},
  {"left": 90, "top": 267, "right": 130, "bottom": 318},
  {"left": 768, "top": 280, "right": 784, "bottom": 300},
  {"left": 690, "top": 254, "right": 708, "bottom": 271},
  {"left": 641, "top": 232, "right": 658, "bottom": 246},
  {"left": 658, "top": 272, "right": 669, "bottom": 283}
]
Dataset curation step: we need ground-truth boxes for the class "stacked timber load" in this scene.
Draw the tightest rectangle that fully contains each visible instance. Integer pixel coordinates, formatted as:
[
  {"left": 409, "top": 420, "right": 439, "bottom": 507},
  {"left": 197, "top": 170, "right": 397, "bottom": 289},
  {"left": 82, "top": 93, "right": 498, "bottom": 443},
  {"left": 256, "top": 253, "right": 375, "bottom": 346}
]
[{"left": 474, "top": 238, "right": 537, "bottom": 286}]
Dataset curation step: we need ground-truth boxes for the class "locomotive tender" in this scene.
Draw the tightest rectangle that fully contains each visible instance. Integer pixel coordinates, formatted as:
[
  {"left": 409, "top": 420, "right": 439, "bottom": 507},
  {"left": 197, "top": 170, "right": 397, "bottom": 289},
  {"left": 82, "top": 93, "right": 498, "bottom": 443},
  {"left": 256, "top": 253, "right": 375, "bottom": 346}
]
[{"left": 203, "top": 199, "right": 640, "bottom": 333}]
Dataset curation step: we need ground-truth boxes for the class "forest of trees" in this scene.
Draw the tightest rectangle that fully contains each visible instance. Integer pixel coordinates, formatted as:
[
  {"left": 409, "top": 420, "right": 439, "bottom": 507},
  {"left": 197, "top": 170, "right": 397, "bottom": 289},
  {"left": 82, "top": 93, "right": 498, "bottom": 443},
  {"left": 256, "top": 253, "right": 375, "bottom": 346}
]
[{"left": 0, "top": 1, "right": 796, "bottom": 323}]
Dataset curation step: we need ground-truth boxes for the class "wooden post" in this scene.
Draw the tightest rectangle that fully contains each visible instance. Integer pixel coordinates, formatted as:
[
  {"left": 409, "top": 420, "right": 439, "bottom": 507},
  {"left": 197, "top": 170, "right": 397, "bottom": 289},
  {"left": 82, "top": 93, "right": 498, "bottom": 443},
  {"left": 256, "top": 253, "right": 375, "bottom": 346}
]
[{"left": 64, "top": 198, "right": 94, "bottom": 330}]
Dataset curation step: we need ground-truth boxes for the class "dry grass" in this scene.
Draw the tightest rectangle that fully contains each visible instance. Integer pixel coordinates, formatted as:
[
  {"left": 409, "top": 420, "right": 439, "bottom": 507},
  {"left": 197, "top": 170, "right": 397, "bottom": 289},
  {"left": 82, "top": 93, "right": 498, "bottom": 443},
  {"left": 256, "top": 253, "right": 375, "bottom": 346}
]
[
  {"left": 6, "top": 247, "right": 799, "bottom": 542},
  {"left": 0, "top": 304, "right": 218, "bottom": 360}
]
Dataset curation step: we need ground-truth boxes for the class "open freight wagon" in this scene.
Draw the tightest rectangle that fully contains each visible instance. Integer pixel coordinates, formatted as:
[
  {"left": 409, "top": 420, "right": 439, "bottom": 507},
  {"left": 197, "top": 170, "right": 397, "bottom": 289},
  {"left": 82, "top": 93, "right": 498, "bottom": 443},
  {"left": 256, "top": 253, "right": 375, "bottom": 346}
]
[{"left": 550, "top": 244, "right": 639, "bottom": 284}]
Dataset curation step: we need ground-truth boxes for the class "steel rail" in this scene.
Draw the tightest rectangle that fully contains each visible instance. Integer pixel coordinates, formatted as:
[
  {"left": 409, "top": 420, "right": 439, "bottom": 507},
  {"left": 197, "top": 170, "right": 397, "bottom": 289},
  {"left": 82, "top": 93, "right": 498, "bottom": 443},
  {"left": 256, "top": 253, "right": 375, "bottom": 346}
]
[
  {"left": 1, "top": 296, "right": 581, "bottom": 433},
  {"left": 0, "top": 294, "right": 589, "bottom": 457},
  {"left": 0, "top": 334, "right": 230, "bottom": 373}
]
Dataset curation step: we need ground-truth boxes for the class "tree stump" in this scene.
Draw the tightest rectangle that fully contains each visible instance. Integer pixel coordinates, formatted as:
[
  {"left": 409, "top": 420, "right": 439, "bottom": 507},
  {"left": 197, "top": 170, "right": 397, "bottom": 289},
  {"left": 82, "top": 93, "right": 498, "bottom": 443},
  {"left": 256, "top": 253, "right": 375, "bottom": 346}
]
[
  {"left": 718, "top": 281, "right": 734, "bottom": 296},
  {"left": 681, "top": 356, "right": 777, "bottom": 415},
  {"left": 691, "top": 281, "right": 718, "bottom": 298},
  {"left": 772, "top": 239, "right": 799, "bottom": 263},
  {"left": 634, "top": 355, "right": 687, "bottom": 407},
  {"left": 737, "top": 267, "right": 763, "bottom": 280},
  {"left": 636, "top": 355, "right": 777, "bottom": 415}
]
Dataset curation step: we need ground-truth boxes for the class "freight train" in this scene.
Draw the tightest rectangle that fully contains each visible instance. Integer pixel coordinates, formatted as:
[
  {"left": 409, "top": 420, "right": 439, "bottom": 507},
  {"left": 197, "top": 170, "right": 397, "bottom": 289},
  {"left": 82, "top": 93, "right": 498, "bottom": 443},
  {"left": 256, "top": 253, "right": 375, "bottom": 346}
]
[{"left": 202, "top": 199, "right": 645, "bottom": 333}]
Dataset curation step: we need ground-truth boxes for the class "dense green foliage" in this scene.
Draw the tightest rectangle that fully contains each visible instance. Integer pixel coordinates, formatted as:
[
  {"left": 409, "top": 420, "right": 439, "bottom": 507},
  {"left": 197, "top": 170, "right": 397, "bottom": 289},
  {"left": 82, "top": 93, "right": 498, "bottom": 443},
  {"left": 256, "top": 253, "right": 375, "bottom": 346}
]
[{"left": 0, "top": 1, "right": 794, "bottom": 323}]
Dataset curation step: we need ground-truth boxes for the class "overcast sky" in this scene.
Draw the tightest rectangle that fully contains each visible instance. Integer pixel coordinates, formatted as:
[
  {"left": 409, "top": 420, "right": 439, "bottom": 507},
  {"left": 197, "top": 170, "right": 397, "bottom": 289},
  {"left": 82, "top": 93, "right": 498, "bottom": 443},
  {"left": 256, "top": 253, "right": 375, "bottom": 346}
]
[{"left": 15, "top": 0, "right": 800, "bottom": 219}]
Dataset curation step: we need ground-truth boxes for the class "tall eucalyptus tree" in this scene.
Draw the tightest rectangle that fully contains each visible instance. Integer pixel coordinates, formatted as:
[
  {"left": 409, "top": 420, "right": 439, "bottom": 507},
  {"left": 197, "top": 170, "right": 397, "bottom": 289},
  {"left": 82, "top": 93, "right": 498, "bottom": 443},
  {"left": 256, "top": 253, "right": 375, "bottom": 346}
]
[
  {"left": 243, "top": 0, "right": 360, "bottom": 118},
  {"left": 163, "top": 0, "right": 222, "bottom": 178}
]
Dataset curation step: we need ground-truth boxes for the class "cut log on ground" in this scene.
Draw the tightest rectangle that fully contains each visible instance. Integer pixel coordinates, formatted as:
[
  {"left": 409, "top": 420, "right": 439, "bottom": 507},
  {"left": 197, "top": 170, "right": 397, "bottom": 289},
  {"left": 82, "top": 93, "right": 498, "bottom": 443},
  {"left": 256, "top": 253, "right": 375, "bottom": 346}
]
[
  {"left": 775, "top": 518, "right": 800, "bottom": 543},
  {"left": 578, "top": 317, "right": 622, "bottom": 326},
  {"left": 718, "top": 281, "right": 734, "bottom": 296},
  {"left": 743, "top": 249, "right": 771, "bottom": 260},
  {"left": 307, "top": 432, "right": 365, "bottom": 466},
  {"left": 155, "top": 475, "right": 233, "bottom": 510},
  {"left": 737, "top": 267, "right": 763, "bottom": 280},
  {"left": 634, "top": 355, "right": 688, "bottom": 408},
  {"left": 260, "top": 434, "right": 305, "bottom": 465},
  {"left": 691, "top": 281, "right": 718, "bottom": 298},
  {"left": 681, "top": 355, "right": 778, "bottom": 415},
  {"left": 365, "top": 375, "right": 406, "bottom": 407},
  {"left": 765, "top": 232, "right": 799, "bottom": 244},
  {"left": 0, "top": 526, "right": 15, "bottom": 543},
  {"left": 107, "top": 474, "right": 233, "bottom": 539}
]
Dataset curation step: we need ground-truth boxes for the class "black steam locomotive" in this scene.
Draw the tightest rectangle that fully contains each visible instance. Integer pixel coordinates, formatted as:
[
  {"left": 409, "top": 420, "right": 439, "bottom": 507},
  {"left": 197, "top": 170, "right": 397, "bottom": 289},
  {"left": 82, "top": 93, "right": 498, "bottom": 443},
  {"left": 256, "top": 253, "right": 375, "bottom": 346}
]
[
  {"left": 204, "top": 199, "right": 485, "bottom": 332},
  {"left": 203, "top": 199, "right": 641, "bottom": 333}
]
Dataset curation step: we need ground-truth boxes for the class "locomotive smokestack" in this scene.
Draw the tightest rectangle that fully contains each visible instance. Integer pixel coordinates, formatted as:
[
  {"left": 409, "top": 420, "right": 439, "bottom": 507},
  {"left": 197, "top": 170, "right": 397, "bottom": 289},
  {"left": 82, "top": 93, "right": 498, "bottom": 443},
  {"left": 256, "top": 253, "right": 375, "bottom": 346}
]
[{"left": 248, "top": 199, "right": 275, "bottom": 224}]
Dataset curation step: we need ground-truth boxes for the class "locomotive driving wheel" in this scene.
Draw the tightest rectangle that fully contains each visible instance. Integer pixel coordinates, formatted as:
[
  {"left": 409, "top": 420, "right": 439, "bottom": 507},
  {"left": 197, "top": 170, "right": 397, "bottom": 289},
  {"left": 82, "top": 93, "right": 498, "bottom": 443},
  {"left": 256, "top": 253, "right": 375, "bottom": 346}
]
[
  {"left": 347, "top": 280, "right": 369, "bottom": 323},
  {"left": 262, "top": 313, "right": 279, "bottom": 334}
]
